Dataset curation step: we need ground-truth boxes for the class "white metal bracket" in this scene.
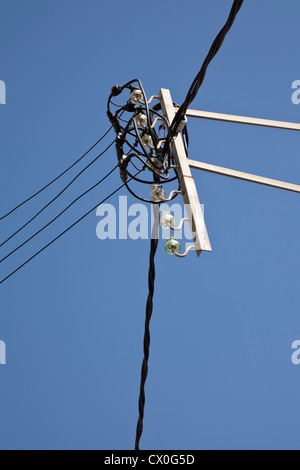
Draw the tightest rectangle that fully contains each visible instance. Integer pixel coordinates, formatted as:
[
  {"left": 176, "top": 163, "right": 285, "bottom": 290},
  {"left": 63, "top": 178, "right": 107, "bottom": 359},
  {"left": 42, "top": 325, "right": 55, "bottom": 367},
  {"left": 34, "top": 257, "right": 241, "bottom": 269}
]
[
  {"left": 159, "top": 90, "right": 300, "bottom": 258},
  {"left": 159, "top": 89, "right": 212, "bottom": 257}
]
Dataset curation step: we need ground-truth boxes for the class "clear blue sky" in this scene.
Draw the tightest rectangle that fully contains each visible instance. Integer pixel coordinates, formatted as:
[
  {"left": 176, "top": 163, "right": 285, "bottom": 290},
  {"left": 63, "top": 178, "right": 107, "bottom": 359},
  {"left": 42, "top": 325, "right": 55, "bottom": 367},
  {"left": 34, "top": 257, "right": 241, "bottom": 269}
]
[{"left": 1, "top": 0, "right": 300, "bottom": 450}]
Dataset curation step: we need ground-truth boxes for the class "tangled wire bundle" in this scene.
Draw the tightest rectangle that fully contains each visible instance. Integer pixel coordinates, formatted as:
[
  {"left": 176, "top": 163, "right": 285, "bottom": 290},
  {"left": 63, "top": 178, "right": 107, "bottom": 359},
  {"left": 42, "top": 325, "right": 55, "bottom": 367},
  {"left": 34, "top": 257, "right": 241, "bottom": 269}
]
[{"left": 107, "top": 79, "right": 187, "bottom": 204}]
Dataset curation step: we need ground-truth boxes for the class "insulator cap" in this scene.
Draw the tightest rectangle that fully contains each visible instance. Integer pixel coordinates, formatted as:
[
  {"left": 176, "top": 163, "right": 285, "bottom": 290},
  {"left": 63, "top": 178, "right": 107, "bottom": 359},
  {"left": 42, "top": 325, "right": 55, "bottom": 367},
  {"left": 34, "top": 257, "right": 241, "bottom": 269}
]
[
  {"left": 160, "top": 211, "right": 175, "bottom": 229},
  {"left": 141, "top": 134, "right": 153, "bottom": 148},
  {"left": 130, "top": 88, "right": 144, "bottom": 104},
  {"left": 165, "top": 237, "right": 181, "bottom": 255},
  {"left": 150, "top": 184, "right": 166, "bottom": 203}
]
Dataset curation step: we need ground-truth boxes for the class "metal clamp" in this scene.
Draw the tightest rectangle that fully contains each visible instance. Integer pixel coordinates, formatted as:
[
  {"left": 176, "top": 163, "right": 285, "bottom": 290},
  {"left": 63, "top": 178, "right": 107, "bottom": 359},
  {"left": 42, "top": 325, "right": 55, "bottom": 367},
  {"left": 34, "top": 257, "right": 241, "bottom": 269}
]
[
  {"left": 159, "top": 190, "right": 182, "bottom": 203},
  {"left": 171, "top": 245, "right": 196, "bottom": 258},
  {"left": 170, "top": 217, "right": 188, "bottom": 231}
]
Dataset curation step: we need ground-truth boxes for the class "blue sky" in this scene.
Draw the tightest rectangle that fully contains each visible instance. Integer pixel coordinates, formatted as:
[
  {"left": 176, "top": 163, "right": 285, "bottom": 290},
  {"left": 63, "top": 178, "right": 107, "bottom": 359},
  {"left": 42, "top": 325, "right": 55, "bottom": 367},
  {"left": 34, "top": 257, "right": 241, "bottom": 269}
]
[{"left": 1, "top": 0, "right": 300, "bottom": 450}]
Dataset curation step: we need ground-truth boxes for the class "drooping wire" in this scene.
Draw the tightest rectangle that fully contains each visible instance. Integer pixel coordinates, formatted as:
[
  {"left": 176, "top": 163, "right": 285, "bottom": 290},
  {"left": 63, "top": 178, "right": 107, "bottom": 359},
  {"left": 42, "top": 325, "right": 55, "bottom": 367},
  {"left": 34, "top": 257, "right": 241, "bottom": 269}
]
[
  {"left": 0, "top": 126, "right": 113, "bottom": 221},
  {"left": 0, "top": 140, "right": 115, "bottom": 247},
  {"left": 0, "top": 165, "right": 118, "bottom": 263},
  {"left": 0, "top": 171, "right": 141, "bottom": 285},
  {"left": 167, "top": 0, "right": 244, "bottom": 144},
  {"left": 135, "top": 203, "right": 160, "bottom": 451}
]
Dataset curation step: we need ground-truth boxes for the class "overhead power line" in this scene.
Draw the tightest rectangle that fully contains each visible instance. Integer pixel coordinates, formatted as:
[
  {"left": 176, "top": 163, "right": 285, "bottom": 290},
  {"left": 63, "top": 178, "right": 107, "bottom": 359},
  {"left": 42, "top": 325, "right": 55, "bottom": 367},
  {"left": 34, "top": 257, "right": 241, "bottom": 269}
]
[
  {"left": 0, "top": 172, "right": 140, "bottom": 286},
  {"left": 0, "top": 126, "right": 113, "bottom": 222},
  {"left": 0, "top": 165, "right": 118, "bottom": 263},
  {"left": 0, "top": 140, "right": 115, "bottom": 247}
]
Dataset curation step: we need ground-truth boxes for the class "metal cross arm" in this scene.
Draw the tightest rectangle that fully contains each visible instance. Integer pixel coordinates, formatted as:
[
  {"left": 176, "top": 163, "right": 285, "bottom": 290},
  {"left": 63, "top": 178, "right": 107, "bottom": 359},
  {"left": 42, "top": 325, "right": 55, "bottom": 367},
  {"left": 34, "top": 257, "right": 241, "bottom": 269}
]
[
  {"left": 189, "top": 160, "right": 300, "bottom": 194},
  {"left": 185, "top": 109, "right": 300, "bottom": 132},
  {"left": 185, "top": 108, "right": 300, "bottom": 192},
  {"left": 159, "top": 88, "right": 300, "bottom": 259}
]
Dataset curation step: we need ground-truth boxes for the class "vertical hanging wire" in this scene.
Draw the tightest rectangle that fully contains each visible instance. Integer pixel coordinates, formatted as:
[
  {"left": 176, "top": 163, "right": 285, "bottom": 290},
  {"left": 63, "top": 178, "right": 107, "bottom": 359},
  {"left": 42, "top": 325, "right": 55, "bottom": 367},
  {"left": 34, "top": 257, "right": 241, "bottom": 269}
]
[{"left": 135, "top": 204, "right": 160, "bottom": 450}]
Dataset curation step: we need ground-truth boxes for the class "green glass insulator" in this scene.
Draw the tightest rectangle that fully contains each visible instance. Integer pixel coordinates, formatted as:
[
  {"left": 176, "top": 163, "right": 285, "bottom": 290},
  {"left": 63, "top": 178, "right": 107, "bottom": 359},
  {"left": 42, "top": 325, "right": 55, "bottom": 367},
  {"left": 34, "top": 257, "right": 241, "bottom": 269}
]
[{"left": 165, "top": 237, "right": 181, "bottom": 255}]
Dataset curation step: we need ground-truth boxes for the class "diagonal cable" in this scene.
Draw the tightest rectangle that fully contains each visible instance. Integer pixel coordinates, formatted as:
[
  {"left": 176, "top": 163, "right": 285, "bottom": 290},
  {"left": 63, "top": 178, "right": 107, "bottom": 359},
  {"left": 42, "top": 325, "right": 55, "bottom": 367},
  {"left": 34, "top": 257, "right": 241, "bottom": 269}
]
[
  {"left": 0, "top": 126, "right": 113, "bottom": 221},
  {"left": 0, "top": 171, "right": 141, "bottom": 285},
  {"left": 0, "top": 140, "right": 115, "bottom": 247},
  {"left": 0, "top": 165, "right": 118, "bottom": 263}
]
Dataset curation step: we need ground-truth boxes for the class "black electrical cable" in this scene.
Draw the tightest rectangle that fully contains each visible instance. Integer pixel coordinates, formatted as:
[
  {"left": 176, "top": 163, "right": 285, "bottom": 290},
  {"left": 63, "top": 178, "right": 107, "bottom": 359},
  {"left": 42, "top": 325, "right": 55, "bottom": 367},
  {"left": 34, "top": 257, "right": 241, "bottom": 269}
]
[
  {"left": 124, "top": 139, "right": 170, "bottom": 180},
  {"left": 135, "top": 204, "right": 160, "bottom": 450},
  {"left": 0, "top": 140, "right": 115, "bottom": 247},
  {"left": 0, "top": 172, "right": 141, "bottom": 285},
  {"left": 107, "top": 80, "right": 173, "bottom": 190},
  {"left": 0, "top": 126, "right": 113, "bottom": 221},
  {"left": 0, "top": 165, "right": 118, "bottom": 263},
  {"left": 125, "top": 175, "right": 180, "bottom": 205},
  {"left": 126, "top": 168, "right": 178, "bottom": 185},
  {"left": 167, "top": 0, "right": 244, "bottom": 144}
]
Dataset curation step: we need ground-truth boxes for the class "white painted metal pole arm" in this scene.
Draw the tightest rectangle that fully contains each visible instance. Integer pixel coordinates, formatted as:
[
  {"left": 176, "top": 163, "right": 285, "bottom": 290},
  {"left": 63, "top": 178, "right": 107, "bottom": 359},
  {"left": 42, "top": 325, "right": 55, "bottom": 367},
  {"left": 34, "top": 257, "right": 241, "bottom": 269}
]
[
  {"left": 159, "top": 88, "right": 212, "bottom": 257},
  {"left": 188, "top": 160, "right": 300, "bottom": 194},
  {"left": 185, "top": 109, "right": 300, "bottom": 132}
]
